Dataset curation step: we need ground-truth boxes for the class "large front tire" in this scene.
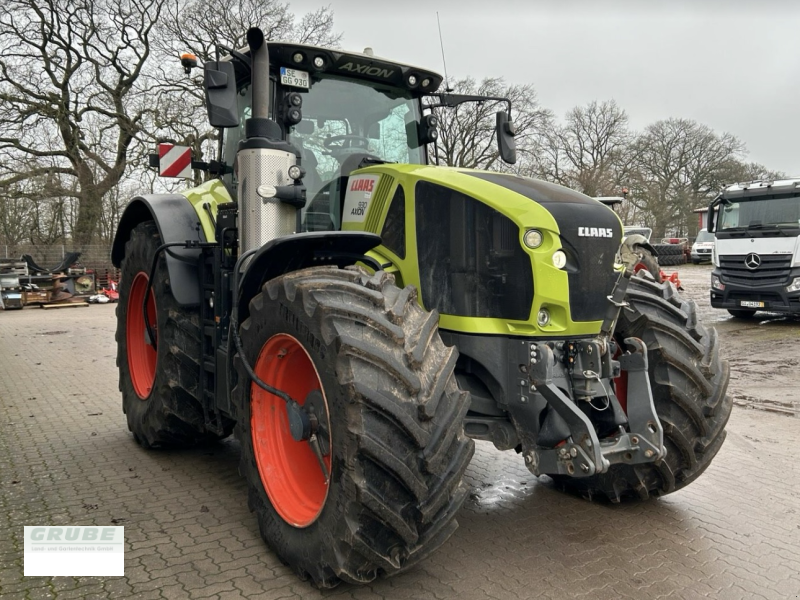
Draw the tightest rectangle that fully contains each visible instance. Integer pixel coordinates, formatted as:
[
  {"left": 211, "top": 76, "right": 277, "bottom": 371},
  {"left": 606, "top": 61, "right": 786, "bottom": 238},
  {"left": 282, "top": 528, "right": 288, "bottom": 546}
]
[
  {"left": 116, "top": 221, "right": 232, "bottom": 447},
  {"left": 553, "top": 278, "right": 732, "bottom": 501},
  {"left": 232, "top": 267, "right": 474, "bottom": 588}
]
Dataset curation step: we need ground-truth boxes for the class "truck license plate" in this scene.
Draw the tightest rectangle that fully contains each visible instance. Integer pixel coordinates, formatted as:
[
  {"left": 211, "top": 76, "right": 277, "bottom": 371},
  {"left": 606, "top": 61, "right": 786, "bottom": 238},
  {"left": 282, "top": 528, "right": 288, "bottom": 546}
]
[
  {"left": 740, "top": 300, "right": 764, "bottom": 308},
  {"left": 280, "top": 67, "right": 309, "bottom": 89}
]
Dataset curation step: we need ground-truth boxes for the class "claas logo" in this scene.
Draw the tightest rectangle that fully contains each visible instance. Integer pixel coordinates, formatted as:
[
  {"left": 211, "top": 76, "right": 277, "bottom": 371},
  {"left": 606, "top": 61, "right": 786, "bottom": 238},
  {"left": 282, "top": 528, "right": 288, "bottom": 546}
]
[{"left": 349, "top": 178, "right": 375, "bottom": 193}]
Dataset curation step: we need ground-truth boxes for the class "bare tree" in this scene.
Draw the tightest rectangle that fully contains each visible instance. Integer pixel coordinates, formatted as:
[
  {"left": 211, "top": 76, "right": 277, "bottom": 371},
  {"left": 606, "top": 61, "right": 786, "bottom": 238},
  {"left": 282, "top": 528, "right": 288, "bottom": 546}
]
[
  {"left": 718, "top": 160, "right": 787, "bottom": 186},
  {"left": 0, "top": 0, "right": 166, "bottom": 247},
  {"left": 156, "top": 0, "right": 340, "bottom": 62},
  {"left": 538, "top": 100, "right": 633, "bottom": 197},
  {"left": 430, "top": 77, "right": 551, "bottom": 171},
  {"left": 141, "top": 0, "right": 342, "bottom": 186},
  {"left": 626, "top": 118, "right": 745, "bottom": 236}
]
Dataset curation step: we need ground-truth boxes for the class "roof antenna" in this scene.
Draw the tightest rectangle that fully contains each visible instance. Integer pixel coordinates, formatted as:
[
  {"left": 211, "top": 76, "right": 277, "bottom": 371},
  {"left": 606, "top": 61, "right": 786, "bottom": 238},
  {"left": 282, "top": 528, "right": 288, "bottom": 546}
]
[{"left": 436, "top": 12, "right": 452, "bottom": 92}]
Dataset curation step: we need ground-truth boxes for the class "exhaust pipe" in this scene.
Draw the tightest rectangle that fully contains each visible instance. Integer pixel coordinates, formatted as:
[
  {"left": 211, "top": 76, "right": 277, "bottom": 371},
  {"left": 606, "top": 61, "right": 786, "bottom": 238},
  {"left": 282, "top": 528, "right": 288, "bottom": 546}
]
[
  {"left": 237, "top": 27, "right": 300, "bottom": 252},
  {"left": 246, "top": 28, "right": 270, "bottom": 122}
]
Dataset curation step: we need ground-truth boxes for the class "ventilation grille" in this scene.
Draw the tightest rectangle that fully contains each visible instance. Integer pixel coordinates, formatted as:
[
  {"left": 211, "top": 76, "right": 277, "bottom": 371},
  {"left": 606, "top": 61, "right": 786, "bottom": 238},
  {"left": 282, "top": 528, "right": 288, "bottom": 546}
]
[{"left": 364, "top": 175, "right": 395, "bottom": 233}]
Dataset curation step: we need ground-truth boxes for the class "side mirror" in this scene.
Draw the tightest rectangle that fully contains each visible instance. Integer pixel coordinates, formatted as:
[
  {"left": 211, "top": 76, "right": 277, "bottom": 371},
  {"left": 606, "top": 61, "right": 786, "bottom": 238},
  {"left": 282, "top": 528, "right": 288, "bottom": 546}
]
[
  {"left": 203, "top": 61, "right": 239, "bottom": 128},
  {"left": 496, "top": 111, "right": 517, "bottom": 164},
  {"left": 706, "top": 205, "right": 716, "bottom": 233}
]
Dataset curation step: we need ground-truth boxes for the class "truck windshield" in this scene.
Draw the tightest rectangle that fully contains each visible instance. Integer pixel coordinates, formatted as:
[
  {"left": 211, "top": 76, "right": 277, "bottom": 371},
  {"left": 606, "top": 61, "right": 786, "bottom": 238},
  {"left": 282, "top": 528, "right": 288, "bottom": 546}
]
[
  {"left": 718, "top": 195, "right": 800, "bottom": 231},
  {"left": 288, "top": 76, "right": 424, "bottom": 230}
]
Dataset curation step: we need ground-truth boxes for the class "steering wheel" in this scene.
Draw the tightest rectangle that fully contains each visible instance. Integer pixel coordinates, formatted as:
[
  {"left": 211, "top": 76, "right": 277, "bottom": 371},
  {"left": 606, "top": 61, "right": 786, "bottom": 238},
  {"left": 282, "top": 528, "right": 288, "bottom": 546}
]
[{"left": 323, "top": 135, "right": 371, "bottom": 152}]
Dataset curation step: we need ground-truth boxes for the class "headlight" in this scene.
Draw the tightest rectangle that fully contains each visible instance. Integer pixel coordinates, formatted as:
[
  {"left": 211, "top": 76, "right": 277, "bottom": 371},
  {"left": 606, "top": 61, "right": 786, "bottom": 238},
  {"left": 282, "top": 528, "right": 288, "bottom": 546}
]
[
  {"left": 711, "top": 275, "right": 725, "bottom": 291},
  {"left": 787, "top": 277, "right": 800, "bottom": 293},
  {"left": 552, "top": 250, "right": 567, "bottom": 269},
  {"left": 523, "top": 229, "right": 543, "bottom": 249},
  {"left": 537, "top": 308, "right": 550, "bottom": 327}
]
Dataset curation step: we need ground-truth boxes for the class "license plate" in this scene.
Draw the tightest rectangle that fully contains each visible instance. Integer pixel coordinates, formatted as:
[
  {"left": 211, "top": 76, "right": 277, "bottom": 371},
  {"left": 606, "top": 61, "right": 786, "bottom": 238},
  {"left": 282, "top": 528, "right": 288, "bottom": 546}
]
[
  {"left": 280, "top": 67, "right": 309, "bottom": 89},
  {"left": 740, "top": 300, "right": 764, "bottom": 308}
]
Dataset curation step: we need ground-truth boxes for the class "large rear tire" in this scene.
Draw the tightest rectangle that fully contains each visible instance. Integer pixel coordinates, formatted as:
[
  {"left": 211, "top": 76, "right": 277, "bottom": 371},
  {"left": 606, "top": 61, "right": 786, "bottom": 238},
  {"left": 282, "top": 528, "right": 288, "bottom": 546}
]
[
  {"left": 232, "top": 266, "right": 474, "bottom": 588},
  {"left": 116, "top": 221, "right": 233, "bottom": 447},
  {"left": 552, "top": 278, "right": 732, "bottom": 501}
]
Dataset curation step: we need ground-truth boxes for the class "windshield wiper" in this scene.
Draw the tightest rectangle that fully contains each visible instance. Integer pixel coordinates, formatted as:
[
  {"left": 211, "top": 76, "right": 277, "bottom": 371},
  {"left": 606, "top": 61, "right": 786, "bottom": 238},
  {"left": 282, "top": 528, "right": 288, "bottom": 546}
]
[
  {"left": 745, "top": 224, "right": 793, "bottom": 236},
  {"left": 720, "top": 226, "right": 747, "bottom": 236}
]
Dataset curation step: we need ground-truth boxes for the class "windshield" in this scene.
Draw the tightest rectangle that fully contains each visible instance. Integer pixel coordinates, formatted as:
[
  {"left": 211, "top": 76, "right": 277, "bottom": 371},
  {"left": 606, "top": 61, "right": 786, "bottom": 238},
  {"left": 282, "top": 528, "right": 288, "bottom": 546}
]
[
  {"left": 695, "top": 230, "right": 714, "bottom": 242},
  {"left": 220, "top": 75, "right": 424, "bottom": 231},
  {"left": 288, "top": 76, "right": 424, "bottom": 231},
  {"left": 718, "top": 195, "right": 800, "bottom": 231}
]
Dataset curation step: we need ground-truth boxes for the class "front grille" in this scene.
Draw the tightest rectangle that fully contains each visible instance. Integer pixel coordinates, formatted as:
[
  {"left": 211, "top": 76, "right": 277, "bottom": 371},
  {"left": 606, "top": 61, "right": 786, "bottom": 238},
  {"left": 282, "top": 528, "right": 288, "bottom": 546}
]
[
  {"left": 462, "top": 172, "right": 621, "bottom": 322},
  {"left": 728, "top": 291, "right": 783, "bottom": 303},
  {"left": 415, "top": 181, "right": 533, "bottom": 320},
  {"left": 720, "top": 254, "right": 792, "bottom": 286},
  {"left": 549, "top": 204, "right": 621, "bottom": 322}
]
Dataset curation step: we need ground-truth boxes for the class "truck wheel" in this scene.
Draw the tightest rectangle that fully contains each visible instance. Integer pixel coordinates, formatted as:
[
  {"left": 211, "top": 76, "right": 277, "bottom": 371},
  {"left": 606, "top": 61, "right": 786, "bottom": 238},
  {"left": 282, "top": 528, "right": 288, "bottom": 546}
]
[
  {"left": 727, "top": 309, "right": 757, "bottom": 319},
  {"left": 116, "top": 221, "right": 233, "bottom": 447},
  {"left": 632, "top": 246, "right": 663, "bottom": 283},
  {"left": 552, "top": 277, "right": 731, "bottom": 501},
  {"left": 232, "top": 267, "right": 473, "bottom": 588}
]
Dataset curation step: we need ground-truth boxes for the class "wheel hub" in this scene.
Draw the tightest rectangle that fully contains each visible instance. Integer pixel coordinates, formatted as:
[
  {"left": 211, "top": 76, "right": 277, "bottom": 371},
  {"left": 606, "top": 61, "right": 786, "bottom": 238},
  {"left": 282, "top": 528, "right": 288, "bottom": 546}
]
[{"left": 251, "top": 334, "right": 331, "bottom": 527}]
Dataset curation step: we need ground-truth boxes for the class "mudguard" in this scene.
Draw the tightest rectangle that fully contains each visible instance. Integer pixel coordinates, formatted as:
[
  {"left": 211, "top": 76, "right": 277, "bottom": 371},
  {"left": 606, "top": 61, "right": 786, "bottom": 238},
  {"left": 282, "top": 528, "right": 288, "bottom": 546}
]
[
  {"left": 111, "top": 194, "right": 206, "bottom": 306},
  {"left": 621, "top": 233, "right": 656, "bottom": 257},
  {"left": 237, "top": 231, "right": 381, "bottom": 322}
]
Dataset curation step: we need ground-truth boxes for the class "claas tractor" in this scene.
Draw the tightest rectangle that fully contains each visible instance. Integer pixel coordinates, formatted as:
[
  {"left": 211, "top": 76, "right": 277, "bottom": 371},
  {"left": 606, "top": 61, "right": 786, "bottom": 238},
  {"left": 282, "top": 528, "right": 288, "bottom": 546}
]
[{"left": 112, "top": 27, "right": 732, "bottom": 588}]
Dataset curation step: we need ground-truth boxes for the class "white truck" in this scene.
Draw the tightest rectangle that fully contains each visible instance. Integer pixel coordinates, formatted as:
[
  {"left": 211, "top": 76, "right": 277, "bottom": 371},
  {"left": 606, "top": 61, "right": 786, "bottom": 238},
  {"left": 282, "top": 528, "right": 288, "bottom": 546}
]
[{"left": 707, "top": 179, "right": 800, "bottom": 318}]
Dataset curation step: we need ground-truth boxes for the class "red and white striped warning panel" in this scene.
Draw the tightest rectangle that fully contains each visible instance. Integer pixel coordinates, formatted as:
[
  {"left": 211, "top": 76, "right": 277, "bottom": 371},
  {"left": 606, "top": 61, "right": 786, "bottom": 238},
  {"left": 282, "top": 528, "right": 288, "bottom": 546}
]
[{"left": 158, "top": 143, "right": 192, "bottom": 178}]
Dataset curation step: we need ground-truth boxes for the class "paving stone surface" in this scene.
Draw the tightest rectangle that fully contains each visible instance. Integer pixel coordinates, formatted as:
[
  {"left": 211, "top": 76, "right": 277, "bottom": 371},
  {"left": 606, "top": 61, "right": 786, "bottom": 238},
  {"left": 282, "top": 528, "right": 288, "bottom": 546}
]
[{"left": 1, "top": 270, "right": 799, "bottom": 599}]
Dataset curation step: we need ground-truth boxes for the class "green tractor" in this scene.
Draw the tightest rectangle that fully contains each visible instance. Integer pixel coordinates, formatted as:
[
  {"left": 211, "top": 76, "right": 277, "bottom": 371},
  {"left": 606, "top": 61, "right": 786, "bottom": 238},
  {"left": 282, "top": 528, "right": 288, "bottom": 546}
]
[{"left": 112, "top": 28, "right": 732, "bottom": 588}]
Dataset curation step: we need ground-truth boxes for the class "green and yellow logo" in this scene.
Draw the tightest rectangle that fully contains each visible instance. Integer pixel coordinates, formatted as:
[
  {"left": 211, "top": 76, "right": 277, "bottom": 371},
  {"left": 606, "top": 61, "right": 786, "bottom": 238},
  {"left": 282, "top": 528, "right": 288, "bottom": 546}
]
[{"left": 24, "top": 526, "right": 124, "bottom": 553}]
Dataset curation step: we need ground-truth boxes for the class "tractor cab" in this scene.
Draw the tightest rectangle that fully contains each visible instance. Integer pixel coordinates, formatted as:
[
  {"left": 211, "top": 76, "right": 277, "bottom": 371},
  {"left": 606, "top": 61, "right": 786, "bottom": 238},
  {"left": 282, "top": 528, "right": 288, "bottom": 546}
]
[
  {"left": 211, "top": 41, "right": 515, "bottom": 234},
  {"left": 215, "top": 42, "right": 441, "bottom": 232}
]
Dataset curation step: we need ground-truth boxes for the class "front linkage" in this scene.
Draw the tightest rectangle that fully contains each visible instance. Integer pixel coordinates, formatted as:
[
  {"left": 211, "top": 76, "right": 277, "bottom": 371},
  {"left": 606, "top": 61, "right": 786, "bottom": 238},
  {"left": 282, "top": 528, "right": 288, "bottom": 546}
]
[{"left": 517, "top": 267, "right": 666, "bottom": 479}]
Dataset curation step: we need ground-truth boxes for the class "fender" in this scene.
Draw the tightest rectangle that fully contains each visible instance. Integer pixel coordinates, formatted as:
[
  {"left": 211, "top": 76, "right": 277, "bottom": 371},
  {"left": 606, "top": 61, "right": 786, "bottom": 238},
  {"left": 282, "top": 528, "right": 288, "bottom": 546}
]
[
  {"left": 621, "top": 233, "right": 656, "bottom": 257},
  {"left": 111, "top": 194, "right": 206, "bottom": 306},
  {"left": 237, "top": 231, "right": 381, "bottom": 322}
]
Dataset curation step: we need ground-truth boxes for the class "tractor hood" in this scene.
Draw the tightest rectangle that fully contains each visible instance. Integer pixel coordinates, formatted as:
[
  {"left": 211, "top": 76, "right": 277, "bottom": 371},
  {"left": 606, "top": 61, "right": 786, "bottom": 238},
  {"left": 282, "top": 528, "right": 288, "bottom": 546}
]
[{"left": 342, "top": 164, "right": 623, "bottom": 336}]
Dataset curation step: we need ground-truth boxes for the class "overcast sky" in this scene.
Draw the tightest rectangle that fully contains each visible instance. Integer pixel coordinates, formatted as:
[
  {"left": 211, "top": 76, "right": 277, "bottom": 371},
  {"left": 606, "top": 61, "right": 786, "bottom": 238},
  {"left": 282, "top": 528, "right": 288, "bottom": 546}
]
[{"left": 289, "top": 0, "right": 800, "bottom": 175}]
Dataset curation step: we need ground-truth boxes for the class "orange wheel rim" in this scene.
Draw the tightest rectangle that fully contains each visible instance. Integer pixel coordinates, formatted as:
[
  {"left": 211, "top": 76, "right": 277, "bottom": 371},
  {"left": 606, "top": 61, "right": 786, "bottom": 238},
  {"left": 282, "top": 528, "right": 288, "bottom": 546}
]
[
  {"left": 127, "top": 272, "right": 157, "bottom": 399},
  {"left": 251, "top": 333, "right": 331, "bottom": 527}
]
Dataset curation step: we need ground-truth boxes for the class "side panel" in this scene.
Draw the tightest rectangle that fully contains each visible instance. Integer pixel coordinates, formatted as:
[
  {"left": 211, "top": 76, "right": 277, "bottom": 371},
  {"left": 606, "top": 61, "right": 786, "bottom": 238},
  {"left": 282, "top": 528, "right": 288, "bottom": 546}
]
[
  {"left": 181, "top": 179, "right": 235, "bottom": 242},
  {"left": 112, "top": 194, "right": 207, "bottom": 306}
]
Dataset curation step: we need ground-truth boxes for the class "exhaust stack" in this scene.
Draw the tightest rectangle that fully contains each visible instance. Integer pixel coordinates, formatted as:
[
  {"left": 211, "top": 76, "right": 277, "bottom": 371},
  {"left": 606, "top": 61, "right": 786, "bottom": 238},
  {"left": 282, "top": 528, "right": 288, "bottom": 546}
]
[
  {"left": 237, "top": 27, "right": 300, "bottom": 253},
  {"left": 247, "top": 28, "right": 270, "bottom": 121}
]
